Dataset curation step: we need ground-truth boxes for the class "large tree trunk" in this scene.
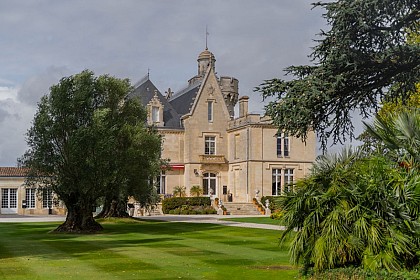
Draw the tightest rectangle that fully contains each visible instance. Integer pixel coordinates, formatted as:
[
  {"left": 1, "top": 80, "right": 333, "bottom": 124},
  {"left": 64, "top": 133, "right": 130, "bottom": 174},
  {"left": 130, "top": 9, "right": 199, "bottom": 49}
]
[
  {"left": 95, "top": 196, "right": 129, "bottom": 218},
  {"left": 54, "top": 203, "right": 103, "bottom": 233}
]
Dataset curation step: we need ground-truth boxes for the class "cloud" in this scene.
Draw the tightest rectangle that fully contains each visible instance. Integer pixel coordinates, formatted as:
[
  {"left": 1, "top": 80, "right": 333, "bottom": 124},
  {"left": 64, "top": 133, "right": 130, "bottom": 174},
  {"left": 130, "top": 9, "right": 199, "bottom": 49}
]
[
  {"left": 0, "top": 67, "right": 72, "bottom": 165},
  {"left": 17, "top": 66, "right": 71, "bottom": 106},
  {"left": 0, "top": 98, "right": 30, "bottom": 166},
  {"left": 0, "top": 0, "right": 335, "bottom": 165}
]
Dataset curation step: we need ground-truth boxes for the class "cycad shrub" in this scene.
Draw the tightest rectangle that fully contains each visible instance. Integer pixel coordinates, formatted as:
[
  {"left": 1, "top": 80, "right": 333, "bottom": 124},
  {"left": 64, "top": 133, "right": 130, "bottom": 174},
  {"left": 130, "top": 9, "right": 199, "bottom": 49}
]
[{"left": 280, "top": 147, "right": 420, "bottom": 273}]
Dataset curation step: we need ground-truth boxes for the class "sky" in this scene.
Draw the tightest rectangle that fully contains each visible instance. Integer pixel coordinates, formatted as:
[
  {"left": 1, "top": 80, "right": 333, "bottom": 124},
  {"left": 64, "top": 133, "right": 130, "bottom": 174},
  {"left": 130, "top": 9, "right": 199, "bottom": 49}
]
[{"left": 0, "top": 0, "right": 347, "bottom": 166}]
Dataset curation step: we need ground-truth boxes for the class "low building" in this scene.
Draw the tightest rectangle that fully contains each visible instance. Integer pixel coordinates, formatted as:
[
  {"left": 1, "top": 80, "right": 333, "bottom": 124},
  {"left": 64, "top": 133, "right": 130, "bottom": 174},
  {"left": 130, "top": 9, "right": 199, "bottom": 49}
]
[
  {"left": 129, "top": 48, "right": 316, "bottom": 203},
  {"left": 0, "top": 167, "right": 65, "bottom": 215}
]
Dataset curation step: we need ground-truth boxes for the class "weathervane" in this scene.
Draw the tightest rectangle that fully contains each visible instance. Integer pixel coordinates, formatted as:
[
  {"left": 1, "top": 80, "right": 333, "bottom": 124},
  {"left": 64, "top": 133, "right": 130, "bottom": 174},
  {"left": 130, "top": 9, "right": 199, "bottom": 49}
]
[{"left": 205, "top": 25, "right": 209, "bottom": 50}]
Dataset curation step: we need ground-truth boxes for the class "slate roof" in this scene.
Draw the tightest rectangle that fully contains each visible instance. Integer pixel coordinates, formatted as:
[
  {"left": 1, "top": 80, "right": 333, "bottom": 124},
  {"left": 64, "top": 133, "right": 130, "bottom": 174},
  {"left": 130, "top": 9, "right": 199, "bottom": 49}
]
[
  {"left": 128, "top": 77, "right": 182, "bottom": 128},
  {"left": 168, "top": 81, "right": 201, "bottom": 117},
  {"left": 0, "top": 167, "right": 28, "bottom": 177}
]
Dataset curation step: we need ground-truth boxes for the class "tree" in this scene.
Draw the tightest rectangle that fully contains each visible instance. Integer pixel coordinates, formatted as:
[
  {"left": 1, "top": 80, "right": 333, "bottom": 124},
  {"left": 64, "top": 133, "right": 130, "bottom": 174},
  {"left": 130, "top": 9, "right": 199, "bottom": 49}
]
[
  {"left": 280, "top": 147, "right": 420, "bottom": 273},
  {"left": 190, "top": 185, "right": 203, "bottom": 197},
  {"left": 95, "top": 123, "right": 162, "bottom": 218},
  {"left": 364, "top": 109, "right": 420, "bottom": 168},
  {"left": 173, "top": 186, "right": 186, "bottom": 197},
  {"left": 20, "top": 70, "right": 162, "bottom": 233},
  {"left": 255, "top": 0, "right": 419, "bottom": 150}
]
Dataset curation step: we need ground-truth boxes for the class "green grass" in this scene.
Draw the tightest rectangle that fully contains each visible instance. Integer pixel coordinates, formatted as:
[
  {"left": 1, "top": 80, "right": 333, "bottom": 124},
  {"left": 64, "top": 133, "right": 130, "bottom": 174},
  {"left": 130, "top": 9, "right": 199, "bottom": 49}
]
[
  {"left": 0, "top": 218, "right": 297, "bottom": 279},
  {"left": 221, "top": 216, "right": 282, "bottom": 225}
]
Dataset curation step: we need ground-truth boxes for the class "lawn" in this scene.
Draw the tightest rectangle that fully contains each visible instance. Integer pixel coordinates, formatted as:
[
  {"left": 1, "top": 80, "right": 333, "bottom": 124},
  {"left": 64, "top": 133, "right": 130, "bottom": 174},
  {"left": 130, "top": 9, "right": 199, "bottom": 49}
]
[
  {"left": 220, "top": 216, "right": 282, "bottom": 226},
  {"left": 0, "top": 218, "right": 298, "bottom": 279}
]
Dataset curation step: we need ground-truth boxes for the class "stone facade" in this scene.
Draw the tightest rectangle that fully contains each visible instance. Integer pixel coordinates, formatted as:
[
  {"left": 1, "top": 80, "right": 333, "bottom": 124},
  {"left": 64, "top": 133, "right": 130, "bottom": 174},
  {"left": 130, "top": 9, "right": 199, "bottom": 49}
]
[
  {"left": 130, "top": 49, "right": 316, "bottom": 203},
  {"left": 0, "top": 167, "right": 66, "bottom": 215}
]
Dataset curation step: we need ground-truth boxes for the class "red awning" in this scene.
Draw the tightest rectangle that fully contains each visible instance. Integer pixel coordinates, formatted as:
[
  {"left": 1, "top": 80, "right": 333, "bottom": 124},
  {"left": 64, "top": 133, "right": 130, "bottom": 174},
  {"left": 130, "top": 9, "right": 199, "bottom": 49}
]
[
  {"left": 162, "top": 164, "right": 185, "bottom": 170},
  {"left": 170, "top": 164, "right": 185, "bottom": 170}
]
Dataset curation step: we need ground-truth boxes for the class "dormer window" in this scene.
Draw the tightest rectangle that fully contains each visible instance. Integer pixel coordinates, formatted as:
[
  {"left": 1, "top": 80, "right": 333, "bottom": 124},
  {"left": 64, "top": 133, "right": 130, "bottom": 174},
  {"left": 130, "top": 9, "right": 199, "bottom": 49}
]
[
  {"left": 147, "top": 91, "right": 164, "bottom": 126},
  {"left": 152, "top": 106, "right": 159, "bottom": 123}
]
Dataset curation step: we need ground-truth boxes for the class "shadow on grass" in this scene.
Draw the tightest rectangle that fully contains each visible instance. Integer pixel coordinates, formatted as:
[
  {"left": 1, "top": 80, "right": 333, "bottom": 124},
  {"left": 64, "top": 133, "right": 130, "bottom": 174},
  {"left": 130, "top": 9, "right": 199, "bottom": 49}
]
[{"left": 0, "top": 219, "right": 229, "bottom": 261}]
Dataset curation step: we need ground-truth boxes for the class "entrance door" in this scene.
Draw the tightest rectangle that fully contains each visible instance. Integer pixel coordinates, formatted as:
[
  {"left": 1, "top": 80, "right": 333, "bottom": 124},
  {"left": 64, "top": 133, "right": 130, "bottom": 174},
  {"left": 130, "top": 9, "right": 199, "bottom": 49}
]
[
  {"left": 1, "top": 188, "right": 18, "bottom": 214},
  {"left": 203, "top": 173, "right": 217, "bottom": 196}
]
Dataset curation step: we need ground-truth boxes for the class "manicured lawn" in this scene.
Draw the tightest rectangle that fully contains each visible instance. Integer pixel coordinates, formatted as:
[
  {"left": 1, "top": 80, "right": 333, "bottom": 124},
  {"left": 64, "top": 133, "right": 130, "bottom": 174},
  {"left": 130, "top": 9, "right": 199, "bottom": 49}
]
[
  {"left": 221, "top": 216, "right": 282, "bottom": 226},
  {"left": 0, "top": 218, "right": 297, "bottom": 279}
]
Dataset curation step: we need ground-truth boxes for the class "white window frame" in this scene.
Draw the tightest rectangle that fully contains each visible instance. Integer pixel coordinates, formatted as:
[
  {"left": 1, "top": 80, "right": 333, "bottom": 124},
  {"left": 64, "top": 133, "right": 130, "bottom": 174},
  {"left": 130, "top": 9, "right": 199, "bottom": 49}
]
[
  {"left": 284, "top": 169, "right": 294, "bottom": 192},
  {"left": 276, "top": 133, "right": 290, "bottom": 157},
  {"left": 205, "top": 136, "right": 216, "bottom": 155},
  {"left": 25, "top": 188, "right": 36, "bottom": 209},
  {"left": 272, "top": 169, "right": 282, "bottom": 196},
  {"left": 283, "top": 133, "right": 289, "bottom": 157},
  {"left": 272, "top": 168, "right": 294, "bottom": 195},
  {"left": 1, "top": 188, "right": 18, "bottom": 209},
  {"left": 203, "top": 172, "right": 217, "bottom": 196},
  {"left": 43, "top": 188, "right": 53, "bottom": 209},
  {"left": 157, "top": 171, "right": 166, "bottom": 194}
]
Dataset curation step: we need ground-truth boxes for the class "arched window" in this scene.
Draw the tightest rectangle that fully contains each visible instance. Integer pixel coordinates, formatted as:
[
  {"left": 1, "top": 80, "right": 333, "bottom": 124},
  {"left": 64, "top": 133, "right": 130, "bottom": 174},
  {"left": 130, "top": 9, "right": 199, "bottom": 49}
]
[{"left": 203, "top": 172, "right": 217, "bottom": 195}]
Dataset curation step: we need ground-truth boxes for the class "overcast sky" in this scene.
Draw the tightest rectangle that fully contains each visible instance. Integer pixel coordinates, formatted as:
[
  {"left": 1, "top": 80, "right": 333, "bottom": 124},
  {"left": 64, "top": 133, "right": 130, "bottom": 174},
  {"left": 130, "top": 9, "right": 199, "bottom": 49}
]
[{"left": 0, "top": 0, "right": 337, "bottom": 166}]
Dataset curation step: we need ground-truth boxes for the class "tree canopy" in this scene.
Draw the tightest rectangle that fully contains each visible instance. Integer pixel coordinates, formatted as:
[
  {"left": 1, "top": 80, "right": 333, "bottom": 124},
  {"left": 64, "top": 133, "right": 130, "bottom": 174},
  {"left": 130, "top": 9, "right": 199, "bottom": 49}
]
[
  {"left": 255, "top": 0, "right": 419, "bottom": 150},
  {"left": 20, "top": 70, "right": 162, "bottom": 233}
]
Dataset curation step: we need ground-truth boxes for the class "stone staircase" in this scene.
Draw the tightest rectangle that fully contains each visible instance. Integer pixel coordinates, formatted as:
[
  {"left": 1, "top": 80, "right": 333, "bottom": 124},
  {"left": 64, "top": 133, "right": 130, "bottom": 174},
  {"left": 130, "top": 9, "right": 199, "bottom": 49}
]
[
  {"left": 223, "top": 202, "right": 262, "bottom": 215},
  {"left": 134, "top": 204, "right": 162, "bottom": 217}
]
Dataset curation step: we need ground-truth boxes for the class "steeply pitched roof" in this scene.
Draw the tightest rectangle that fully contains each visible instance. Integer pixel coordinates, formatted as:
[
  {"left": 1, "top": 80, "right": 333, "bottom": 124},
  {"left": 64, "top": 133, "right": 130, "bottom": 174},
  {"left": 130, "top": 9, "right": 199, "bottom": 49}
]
[
  {"left": 127, "top": 77, "right": 182, "bottom": 128},
  {"left": 0, "top": 167, "right": 28, "bottom": 177},
  {"left": 168, "top": 81, "right": 201, "bottom": 116}
]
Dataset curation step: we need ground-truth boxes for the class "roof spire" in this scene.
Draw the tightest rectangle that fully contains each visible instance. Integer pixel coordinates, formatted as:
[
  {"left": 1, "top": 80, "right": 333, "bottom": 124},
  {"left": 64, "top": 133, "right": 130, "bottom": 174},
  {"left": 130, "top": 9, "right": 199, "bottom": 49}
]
[
  {"left": 147, "top": 68, "right": 150, "bottom": 79},
  {"left": 205, "top": 25, "right": 209, "bottom": 50}
]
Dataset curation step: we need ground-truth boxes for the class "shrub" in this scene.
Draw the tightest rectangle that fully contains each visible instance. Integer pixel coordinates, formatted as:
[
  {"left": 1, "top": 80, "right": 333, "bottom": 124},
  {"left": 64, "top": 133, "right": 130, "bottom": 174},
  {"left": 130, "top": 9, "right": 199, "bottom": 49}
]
[
  {"left": 190, "top": 185, "right": 203, "bottom": 197},
  {"left": 203, "top": 207, "right": 217, "bottom": 214},
  {"left": 270, "top": 210, "right": 284, "bottom": 220},
  {"left": 260, "top": 196, "right": 281, "bottom": 211},
  {"left": 173, "top": 186, "right": 186, "bottom": 197},
  {"left": 305, "top": 266, "right": 420, "bottom": 280},
  {"left": 280, "top": 148, "right": 420, "bottom": 272},
  {"left": 162, "top": 197, "right": 212, "bottom": 214}
]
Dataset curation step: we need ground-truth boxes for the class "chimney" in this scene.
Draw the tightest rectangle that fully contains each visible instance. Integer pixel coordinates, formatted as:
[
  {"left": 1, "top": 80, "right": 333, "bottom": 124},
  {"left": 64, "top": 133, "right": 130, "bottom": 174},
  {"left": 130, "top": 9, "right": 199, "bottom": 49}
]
[{"left": 239, "top": 96, "right": 249, "bottom": 118}]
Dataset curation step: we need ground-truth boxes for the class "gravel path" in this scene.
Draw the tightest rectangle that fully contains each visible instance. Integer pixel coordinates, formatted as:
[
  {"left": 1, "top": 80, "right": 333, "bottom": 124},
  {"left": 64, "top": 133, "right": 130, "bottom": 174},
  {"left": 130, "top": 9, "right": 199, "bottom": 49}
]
[
  {"left": 137, "top": 214, "right": 286, "bottom": 230},
  {"left": 0, "top": 214, "right": 285, "bottom": 230}
]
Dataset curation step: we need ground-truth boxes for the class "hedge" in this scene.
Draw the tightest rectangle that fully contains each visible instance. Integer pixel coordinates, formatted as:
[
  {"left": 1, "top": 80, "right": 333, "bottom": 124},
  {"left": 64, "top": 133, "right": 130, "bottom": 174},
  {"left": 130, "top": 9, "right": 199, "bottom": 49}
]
[
  {"left": 162, "top": 197, "right": 212, "bottom": 214},
  {"left": 305, "top": 266, "right": 420, "bottom": 280}
]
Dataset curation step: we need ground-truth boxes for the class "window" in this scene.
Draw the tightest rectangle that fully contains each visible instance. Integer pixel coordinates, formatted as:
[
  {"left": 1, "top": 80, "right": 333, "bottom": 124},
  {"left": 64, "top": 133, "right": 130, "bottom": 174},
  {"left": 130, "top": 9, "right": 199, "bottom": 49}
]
[
  {"left": 272, "top": 169, "right": 281, "bottom": 196},
  {"left": 1, "top": 188, "right": 17, "bottom": 208},
  {"left": 205, "top": 136, "right": 216, "bottom": 155},
  {"left": 276, "top": 132, "right": 290, "bottom": 157},
  {"left": 43, "top": 188, "right": 53, "bottom": 209},
  {"left": 203, "top": 173, "right": 216, "bottom": 195},
  {"left": 272, "top": 168, "right": 294, "bottom": 195},
  {"left": 156, "top": 171, "right": 166, "bottom": 194},
  {"left": 25, "top": 188, "right": 36, "bottom": 209},
  {"left": 152, "top": 106, "right": 159, "bottom": 123},
  {"left": 283, "top": 133, "right": 289, "bottom": 157},
  {"left": 284, "top": 169, "right": 294, "bottom": 192},
  {"left": 276, "top": 135, "right": 282, "bottom": 157},
  {"left": 208, "top": 101, "right": 213, "bottom": 122}
]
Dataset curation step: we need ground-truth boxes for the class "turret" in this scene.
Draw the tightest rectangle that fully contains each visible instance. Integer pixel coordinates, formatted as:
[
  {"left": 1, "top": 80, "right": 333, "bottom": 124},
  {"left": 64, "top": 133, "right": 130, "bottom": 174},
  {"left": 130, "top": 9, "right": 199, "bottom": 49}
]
[
  {"left": 219, "top": 76, "right": 239, "bottom": 118},
  {"left": 189, "top": 48, "right": 217, "bottom": 86},
  {"left": 197, "top": 48, "right": 216, "bottom": 77}
]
